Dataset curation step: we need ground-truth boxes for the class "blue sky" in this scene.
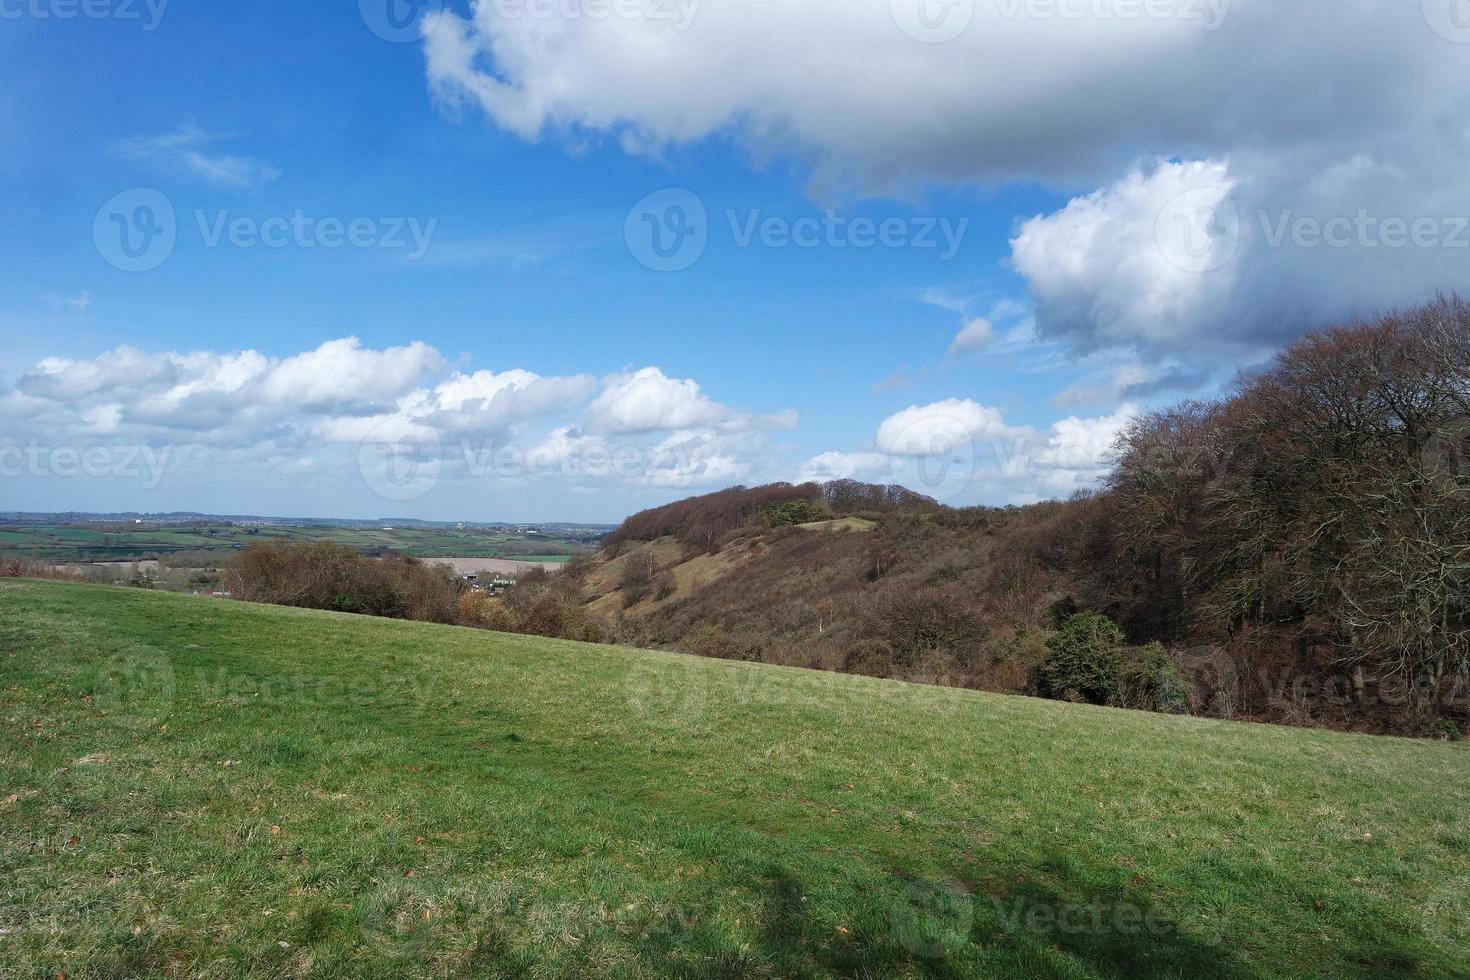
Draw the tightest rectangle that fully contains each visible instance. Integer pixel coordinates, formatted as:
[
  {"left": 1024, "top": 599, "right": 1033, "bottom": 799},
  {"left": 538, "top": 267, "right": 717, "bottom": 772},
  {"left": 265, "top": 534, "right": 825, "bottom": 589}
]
[{"left": 2, "top": 1, "right": 1464, "bottom": 521}]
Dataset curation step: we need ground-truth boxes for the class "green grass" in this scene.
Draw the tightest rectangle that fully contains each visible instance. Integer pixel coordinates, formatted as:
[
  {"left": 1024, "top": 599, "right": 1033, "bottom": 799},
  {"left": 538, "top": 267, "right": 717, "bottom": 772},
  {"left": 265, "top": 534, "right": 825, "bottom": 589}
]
[{"left": 2, "top": 580, "right": 1468, "bottom": 978}]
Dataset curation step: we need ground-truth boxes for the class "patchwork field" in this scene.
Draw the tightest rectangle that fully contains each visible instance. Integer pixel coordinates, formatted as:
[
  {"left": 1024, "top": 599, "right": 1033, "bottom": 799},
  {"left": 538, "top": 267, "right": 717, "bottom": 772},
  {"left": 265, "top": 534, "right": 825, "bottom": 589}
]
[
  {"left": 2, "top": 580, "right": 1468, "bottom": 978},
  {"left": 0, "top": 522, "right": 596, "bottom": 563}
]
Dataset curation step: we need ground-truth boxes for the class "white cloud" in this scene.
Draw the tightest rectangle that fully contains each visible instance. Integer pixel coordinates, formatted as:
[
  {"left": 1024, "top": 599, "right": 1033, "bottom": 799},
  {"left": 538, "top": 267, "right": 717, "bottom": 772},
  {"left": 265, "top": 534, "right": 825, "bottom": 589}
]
[
  {"left": 588, "top": 367, "right": 725, "bottom": 433},
  {"left": 1013, "top": 147, "right": 1470, "bottom": 358},
  {"left": 1, "top": 340, "right": 795, "bottom": 499},
  {"left": 587, "top": 366, "right": 793, "bottom": 434},
  {"left": 1051, "top": 361, "right": 1209, "bottom": 408},
  {"left": 116, "top": 124, "right": 281, "bottom": 190},
  {"left": 421, "top": 4, "right": 1469, "bottom": 359},
  {"left": 1011, "top": 159, "right": 1243, "bottom": 355},
  {"left": 948, "top": 316, "right": 995, "bottom": 355},
  {"left": 876, "top": 398, "right": 1019, "bottom": 456},
  {"left": 259, "top": 338, "right": 445, "bottom": 411},
  {"left": 797, "top": 450, "right": 891, "bottom": 483},
  {"left": 1027, "top": 403, "right": 1136, "bottom": 484},
  {"left": 19, "top": 346, "right": 178, "bottom": 400},
  {"left": 419, "top": 4, "right": 1455, "bottom": 189}
]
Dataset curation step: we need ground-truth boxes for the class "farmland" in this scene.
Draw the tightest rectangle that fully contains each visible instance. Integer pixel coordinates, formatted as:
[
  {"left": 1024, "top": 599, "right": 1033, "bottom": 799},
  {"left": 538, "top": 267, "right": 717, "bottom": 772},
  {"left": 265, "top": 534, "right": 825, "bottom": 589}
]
[
  {"left": 0, "top": 520, "right": 604, "bottom": 565},
  {"left": 2, "top": 579, "right": 1468, "bottom": 977}
]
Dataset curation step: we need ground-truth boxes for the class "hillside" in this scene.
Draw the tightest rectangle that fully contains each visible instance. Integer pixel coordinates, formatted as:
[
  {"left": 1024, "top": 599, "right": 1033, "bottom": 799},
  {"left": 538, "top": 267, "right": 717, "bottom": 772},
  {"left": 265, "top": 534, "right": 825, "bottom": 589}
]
[
  {"left": 565, "top": 303, "right": 1470, "bottom": 738},
  {"left": 3, "top": 580, "right": 1469, "bottom": 977}
]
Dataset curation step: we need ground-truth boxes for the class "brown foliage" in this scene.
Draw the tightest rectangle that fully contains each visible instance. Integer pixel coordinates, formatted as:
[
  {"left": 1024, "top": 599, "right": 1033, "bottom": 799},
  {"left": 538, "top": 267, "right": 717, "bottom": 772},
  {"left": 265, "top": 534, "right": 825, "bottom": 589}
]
[
  {"left": 225, "top": 542, "right": 462, "bottom": 624},
  {"left": 572, "top": 300, "right": 1470, "bottom": 735}
]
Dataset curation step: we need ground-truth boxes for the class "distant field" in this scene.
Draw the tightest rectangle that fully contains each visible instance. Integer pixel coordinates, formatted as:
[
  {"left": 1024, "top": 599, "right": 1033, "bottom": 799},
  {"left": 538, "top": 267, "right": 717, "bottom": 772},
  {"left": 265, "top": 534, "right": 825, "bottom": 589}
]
[
  {"left": 416, "top": 556, "right": 569, "bottom": 576},
  {"left": 2, "top": 580, "right": 1468, "bottom": 977},
  {"left": 0, "top": 523, "right": 595, "bottom": 563}
]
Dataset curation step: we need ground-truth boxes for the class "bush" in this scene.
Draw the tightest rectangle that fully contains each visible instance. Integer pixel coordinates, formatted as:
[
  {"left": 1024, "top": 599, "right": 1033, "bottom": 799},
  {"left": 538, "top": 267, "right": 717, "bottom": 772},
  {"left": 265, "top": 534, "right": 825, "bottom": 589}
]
[
  {"left": 1032, "top": 613, "right": 1123, "bottom": 705},
  {"left": 1117, "top": 642, "right": 1190, "bottom": 714},
  {"left": 225, "top": 542, "right": 461, "bottom": 624},
  {"left": 850, "top": 590, "right": 987, "bottom": 673},
  {"left": 458, "top": 592, "right": 516, "bottom": 632},
  {"left": 762, "top": 499, "right": 830, "bottom": 527}
]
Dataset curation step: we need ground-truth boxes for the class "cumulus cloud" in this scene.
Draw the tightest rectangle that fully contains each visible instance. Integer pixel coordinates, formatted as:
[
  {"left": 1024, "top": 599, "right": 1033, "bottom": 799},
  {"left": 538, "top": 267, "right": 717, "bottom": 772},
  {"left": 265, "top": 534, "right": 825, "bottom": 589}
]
[
  {"left": 1011, "top": 159, "right": 1243, "bottom": 354},
  {"left": 421, "top": 3, "right": 1470, "bottom": 357},
  {"left": 259, "top": 338, "right": 445, "bottom": 412},
  {"left": 1, "top": 339, "right": 795, "bottom": 498},
  {"left": 1020, "top": 403, "right": 1137, "bottom": 496},
  {"left": 797, "top": 450, "right": 891, "bottom": 483},
  {"left": 876, "top": 398, "right": 1020, "bottom": 456},
  {"left": 588, "top": 366, "right": 796, "bottom": 434},
  {"left": 20, "top": 346, "right": 178, "bottom": 400},
  {"left": 1011, "top": 151, "right": 1470, "bottom": 359},
  {"left": 420, "top": 4, "right": 1455, "bottom": 186},
  {"left": 804, "top": 398, "right": 1138, "bottom": 504}
]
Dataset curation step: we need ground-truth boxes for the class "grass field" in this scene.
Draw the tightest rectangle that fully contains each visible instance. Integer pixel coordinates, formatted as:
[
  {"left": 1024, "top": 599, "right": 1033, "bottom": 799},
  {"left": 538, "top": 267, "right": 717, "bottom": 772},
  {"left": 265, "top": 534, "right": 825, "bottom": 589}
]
[
  {"left": 0, "top": 523, "right": 593, "bottom": 563},
  {"left": 2, "top": 580, "right": 1468, "bottom": 978}
]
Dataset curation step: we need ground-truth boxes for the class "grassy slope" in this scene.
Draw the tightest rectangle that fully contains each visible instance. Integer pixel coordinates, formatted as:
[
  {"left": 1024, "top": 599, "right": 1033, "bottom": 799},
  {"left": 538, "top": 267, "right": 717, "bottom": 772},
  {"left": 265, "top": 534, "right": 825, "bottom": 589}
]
[{"left": 2, "top": 581, "right": 1468, "bottom": 979}]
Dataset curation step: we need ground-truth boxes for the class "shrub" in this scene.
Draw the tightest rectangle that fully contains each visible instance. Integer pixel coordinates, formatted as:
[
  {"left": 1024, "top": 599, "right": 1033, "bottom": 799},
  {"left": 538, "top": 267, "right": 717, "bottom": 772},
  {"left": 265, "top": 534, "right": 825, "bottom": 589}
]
[
  {"left": 851, "top": 590, "right": 987, "bottom": 672},
  {"left": 1032, "top": 613, "right": 1124, "bottom": 705},
  {"left": 458, "top": 592, "right": 516, "bottom": 632},
  {"left": 762, "top": 499, "right": 830, "bottom": 528},
  {"left": 1117, "top": 643, "right": 1190, "bottom": 714},
  {"left": 618, "top": 551, "right": 657, "bottom": 608},
  {"left": 225, "top": 542, "right": 461, "bottom": 624}
]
